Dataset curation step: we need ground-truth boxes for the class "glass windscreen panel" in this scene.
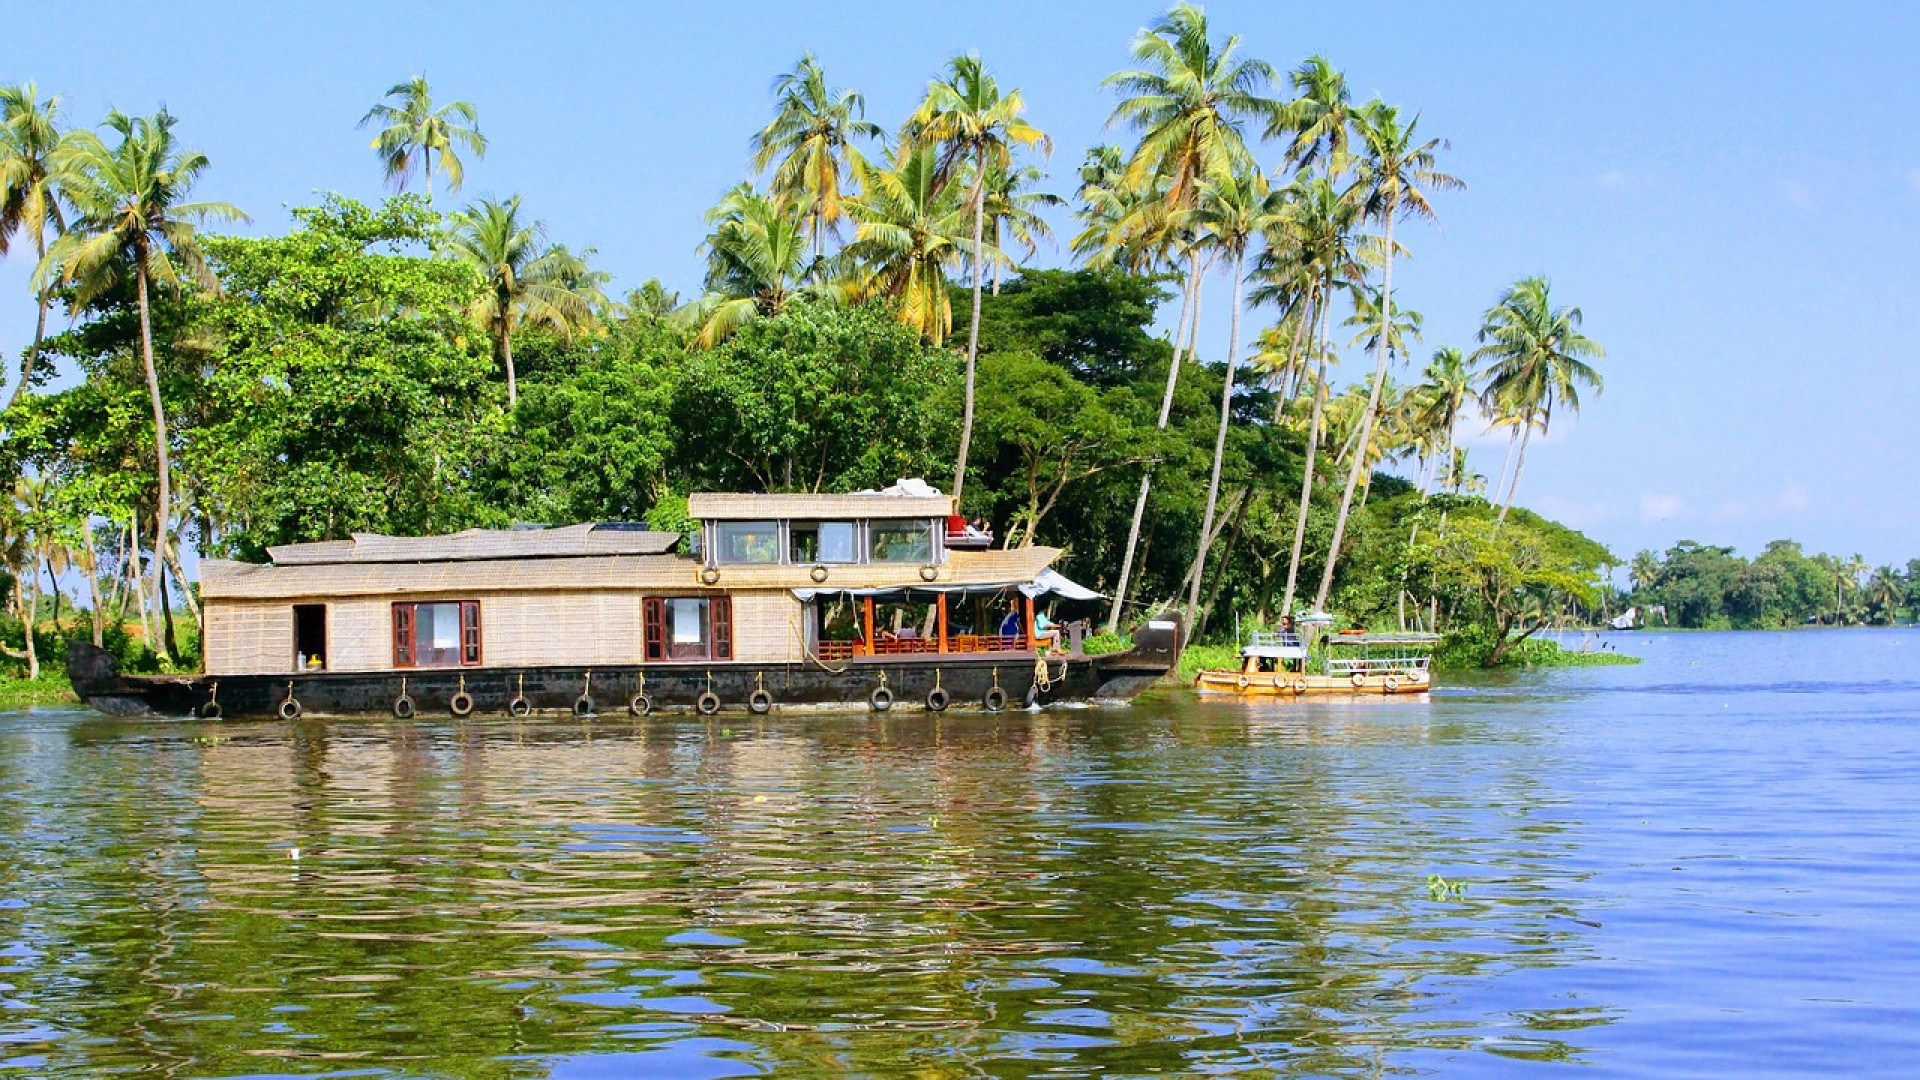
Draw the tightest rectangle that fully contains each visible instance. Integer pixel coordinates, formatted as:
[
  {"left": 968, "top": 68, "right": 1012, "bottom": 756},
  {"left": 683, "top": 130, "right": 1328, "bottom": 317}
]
[
  {"left": 790, "top": 521, "right": 858, "bottom": 564},
  {"left": 714, "top": 520, "right": 780, "bottom": 564},
  {"left": 869, "top": 519, "right": 933, "bottom": 563}
]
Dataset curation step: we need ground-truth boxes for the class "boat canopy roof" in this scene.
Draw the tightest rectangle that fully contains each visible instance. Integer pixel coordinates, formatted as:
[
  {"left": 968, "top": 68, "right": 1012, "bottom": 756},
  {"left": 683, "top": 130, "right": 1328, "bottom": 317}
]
[{"left": 688, "top": 479, "right": 953, "bottom": 522}]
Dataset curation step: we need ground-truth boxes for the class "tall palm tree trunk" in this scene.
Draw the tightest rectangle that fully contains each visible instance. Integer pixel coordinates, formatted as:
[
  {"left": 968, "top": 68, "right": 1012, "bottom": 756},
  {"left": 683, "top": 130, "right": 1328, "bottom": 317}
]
[
  {"left": 499, "top": 309, "right": 518, "bottom": 409},
  {"left": 134, "top": 259, "right": 173, "bottom": 661},
  {"left": 951, "top": 162, "right": 989, "bottom": 501},
  {"left": 1186, "top": 249, "right": 1248, "bottom": 620},
  {"left": 1498, "top": 421, "right": 1534, "bottom": 522},
  {"left": 1314, "top": 204, "right": 1398, "bottom": 613},
  {"left": 8, "top": 232, "right": 50, "bottom": 410},
  {"left": 1105, "top": 261, "right": 1201, "bottom": 633},
  {"left": 83, "top": 515, "right": 105, "bottom": 647},
  {"left": 1281, "top": 286, "right": 1334, "bottom": 617}
]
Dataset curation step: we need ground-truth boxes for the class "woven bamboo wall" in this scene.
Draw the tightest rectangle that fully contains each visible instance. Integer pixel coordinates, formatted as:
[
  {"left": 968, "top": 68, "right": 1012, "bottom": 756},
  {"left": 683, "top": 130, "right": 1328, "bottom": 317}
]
[
  {"left": 731, "top": 591, "right": 803, "bottom": 662},
  {"left": 205, "top": 601, "right": 294, "bottom": 675},
  {"left": 206, "top": 586, "right": 808, "bottom": 674}
]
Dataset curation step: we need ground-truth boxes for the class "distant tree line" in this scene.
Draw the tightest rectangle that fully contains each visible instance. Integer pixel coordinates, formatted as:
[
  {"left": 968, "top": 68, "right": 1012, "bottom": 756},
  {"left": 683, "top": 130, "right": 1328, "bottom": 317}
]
[{"left": 1624, "top": 542, "right": 1914, "bottom": 629}]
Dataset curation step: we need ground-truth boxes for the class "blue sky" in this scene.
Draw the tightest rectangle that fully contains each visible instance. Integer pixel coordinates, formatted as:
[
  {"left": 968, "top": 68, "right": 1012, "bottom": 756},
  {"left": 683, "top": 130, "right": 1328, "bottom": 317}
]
[{"left": 5, "top": 1, "right": 1916, "bottom": 566}]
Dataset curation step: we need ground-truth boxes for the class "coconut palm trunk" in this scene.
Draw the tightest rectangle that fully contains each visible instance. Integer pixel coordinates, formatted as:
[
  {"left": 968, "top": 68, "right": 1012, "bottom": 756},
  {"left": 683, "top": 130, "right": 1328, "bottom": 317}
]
[
  {"left": 133, "top": 255, "right": 173, "bottom": 660},
  {"left": 9, "top": 231, "right": 52, "bottom": 410},
  {"left": 1280, "top": 286, "right": 1333, "bottom": 617},
  {"left": 1186, "top": 248, "right": 1249, "bottom": 620},
  {"left": 1499, "top": 416, "right": 1535, "bottom": 522},
  {"left": 1313, "top": 201, "right": 1398, "bottom": 613},
  {"left": 1104, "top": 260, "right": 1201, "bottom": 633},
  {"left": 83, "top": 515, "right": 104, "bottom": 647},
  {"left": 951, "top": 155, "right": 990, "bottom": 501}
]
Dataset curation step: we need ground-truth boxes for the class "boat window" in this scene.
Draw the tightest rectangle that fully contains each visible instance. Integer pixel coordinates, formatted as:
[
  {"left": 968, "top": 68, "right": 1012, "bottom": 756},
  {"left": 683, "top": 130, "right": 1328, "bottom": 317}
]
[
  {"left": 643, "top": 596, "right": 733, "bottom": 661},
  {"left": 392, "top": 600, "right": 481, "bottom": 668},
  {"left": 714, "top": 520, "right": 780, "bottom": 564},
  {"left": 789, "top": 521, "right": 857, "bottom": 564},
  {"left": 868, "top": 519, "right": 933, "bottom": 563}
]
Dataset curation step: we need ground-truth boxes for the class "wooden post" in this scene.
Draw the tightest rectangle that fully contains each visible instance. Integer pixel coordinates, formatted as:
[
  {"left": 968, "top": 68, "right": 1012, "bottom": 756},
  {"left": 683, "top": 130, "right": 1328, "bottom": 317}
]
[
  {"left": 862, "top": 596, "right": 875, "bottom": 656},
  {"left": 937, "top": 594, "right": 949, "bottom": 654},
  {"left": 1023, "top": 594, "right": 1036, "bottom": 651}
]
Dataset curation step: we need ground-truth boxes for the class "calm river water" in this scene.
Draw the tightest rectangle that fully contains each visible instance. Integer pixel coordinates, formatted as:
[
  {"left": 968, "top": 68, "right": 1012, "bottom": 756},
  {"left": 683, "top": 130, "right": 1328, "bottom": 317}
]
[{"left": 1, "top": 629, "right": 1916, "bottom": 1077}]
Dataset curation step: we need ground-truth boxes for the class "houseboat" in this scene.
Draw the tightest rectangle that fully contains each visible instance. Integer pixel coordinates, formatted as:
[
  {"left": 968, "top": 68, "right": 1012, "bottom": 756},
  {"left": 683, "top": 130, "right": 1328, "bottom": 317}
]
[
  {"left": 67, "top": 481, "right": 1181, "bottom": 719},
  {"left": 1193, "top": 627, "right": 1437, "bottom": 696}
]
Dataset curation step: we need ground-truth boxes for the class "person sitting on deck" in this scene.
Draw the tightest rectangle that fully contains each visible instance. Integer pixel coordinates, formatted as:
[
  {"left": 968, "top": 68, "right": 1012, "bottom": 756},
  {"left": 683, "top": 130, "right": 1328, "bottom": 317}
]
[{"left": 1033, "top": 610, "right": 1060, "bottom": 651}]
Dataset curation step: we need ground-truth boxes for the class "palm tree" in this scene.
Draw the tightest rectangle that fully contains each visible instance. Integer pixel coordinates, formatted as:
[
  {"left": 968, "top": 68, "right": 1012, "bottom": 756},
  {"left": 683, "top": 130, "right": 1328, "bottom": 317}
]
[
  {"left": 358, "top": 75, "right": 486, "bottom": 209},
  {"left": 41, "top": 109, "right": 246, "bottom": 657},
  {"left": 1313, "top": 100, "right": 1460, "bottom": 613},
  {"left": 1272, "top": 55, "right": 1354, "bottom": 173},
  {"left": 1, "top": 83, "right": 75, "bottom": 408},
  {"left": 446, "top": 195, "right": 599, "bottom": 407},
  {"left": 1472, "top": 276, "right": 1604, "bottom": 520},
  {"left": 1266, "top": 175, "right": 1365, "bottom": 617},
  {"left": 1413, "top": 346, "right": 1473, "bottom": 493},
  {"left": 677, "top": 185, "right": 821, "bottom": 347},
  {"left": 980, "top": 162, "right": 1063, "bottom": 292},
  {"left": 1100, "top": 2, "right": 1275, "bottom": 630},
  {"left": 846, "top": 143, "right": 984, "bottom": 346},
  {"left": 751, "top": 55, "right": 886, "bottom": 263},
  {"left": 907, "top": 53, "right": 1049, "bottom": 501},
  {"left": 1864, "top": 566, "right": 1905, "bottom": 625},
  {"left": 1186, "top": 165, "right": 1282, "bottom": 625}
]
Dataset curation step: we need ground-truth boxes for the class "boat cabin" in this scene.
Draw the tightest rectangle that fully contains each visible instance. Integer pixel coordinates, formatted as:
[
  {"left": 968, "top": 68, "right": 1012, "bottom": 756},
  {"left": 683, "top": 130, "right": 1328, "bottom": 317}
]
[{"left": 197, "top": 480, "right": 1093, "bottom": 678}]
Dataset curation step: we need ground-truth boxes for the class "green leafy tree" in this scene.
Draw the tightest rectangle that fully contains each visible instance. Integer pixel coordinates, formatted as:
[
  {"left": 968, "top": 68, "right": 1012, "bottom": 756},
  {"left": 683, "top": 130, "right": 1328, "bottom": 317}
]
[
  {"left": 671, "top": 301, "right": 959, "bottom": 494},
  {"left": 357, "top": 75, "right": 486, "bottom": 208},
  {"left": 192, "top": 196, "right": 499, "bottom": 557},
  {"left": 40, "top": 108, "right": 247, "bottom": 658},
  {"left": 1415, "top": 509, "right": 1611, "bottom": 665},
  {"left": 680, "top": 186, "right": 823, "bottom": 347}
]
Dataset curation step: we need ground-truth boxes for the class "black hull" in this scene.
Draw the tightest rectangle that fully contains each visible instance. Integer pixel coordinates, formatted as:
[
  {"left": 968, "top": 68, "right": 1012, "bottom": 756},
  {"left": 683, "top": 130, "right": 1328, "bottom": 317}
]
[{"left": 66, "top": 621, "right": 1180, "bottom": 720}]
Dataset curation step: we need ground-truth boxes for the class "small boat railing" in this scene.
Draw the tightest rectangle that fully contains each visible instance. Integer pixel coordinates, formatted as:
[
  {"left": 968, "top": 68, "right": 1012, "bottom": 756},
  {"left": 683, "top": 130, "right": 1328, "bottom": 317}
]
[
  {"left": 1247, "top": 631, "right": 1306, "bottom": 650},
  {"left": 1322, "top": 633, "right": 1438, "bottom": 677}
]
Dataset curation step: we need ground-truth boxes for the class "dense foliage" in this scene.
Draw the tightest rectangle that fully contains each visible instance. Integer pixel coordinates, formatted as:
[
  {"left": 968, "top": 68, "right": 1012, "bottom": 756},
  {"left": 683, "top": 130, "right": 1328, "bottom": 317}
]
[{"left": 1623, "top": 541, "right": 1914, "bottom": 629}]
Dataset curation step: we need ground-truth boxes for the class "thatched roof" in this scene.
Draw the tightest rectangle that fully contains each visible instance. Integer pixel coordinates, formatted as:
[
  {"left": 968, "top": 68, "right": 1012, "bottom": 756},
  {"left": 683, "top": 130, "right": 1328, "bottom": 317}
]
[{"left": 266, "top": 523, "right": 678, "bottom": 566}]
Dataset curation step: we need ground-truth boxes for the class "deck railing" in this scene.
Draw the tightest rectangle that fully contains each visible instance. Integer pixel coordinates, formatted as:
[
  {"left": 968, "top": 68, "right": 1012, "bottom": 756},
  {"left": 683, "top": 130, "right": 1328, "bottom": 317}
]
[{"left": 816, "top": 633, "right": 1030, "bottom": 660}]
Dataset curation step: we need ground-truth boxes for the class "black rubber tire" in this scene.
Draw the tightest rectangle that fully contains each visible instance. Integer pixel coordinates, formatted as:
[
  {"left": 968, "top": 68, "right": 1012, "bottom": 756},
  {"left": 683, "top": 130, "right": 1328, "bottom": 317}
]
[
  {"left": 629, "top": 694, "right": 653, "bottom": 717},
  {"left": 925, "top": 686, "right": 950, "bottom": 712},
  {"left": 1026, "top": 683, "right": 1041, "bottom": 708},
  {"left": 507, "top": 697, "right": 532, "bottom": 718},
  {"left": 199, "top": 701, "right": 222, "bottom": 720},
  {"left": 809, "top": 564, "right": 829, "bottom": 583},
  {"left": 573, "top": 696, "right": 594, "bottom": 718},
  {"left": 870, "top": 686, "right": 894, "bottom": 712},
  {"left": 700, "top": 567, "right": 721, "bottom": 585},
  {"left": 983, "top": 686, "right": 1008, "bottom": 712},
  {"left": 279, "top": 697, "right": 302, "bottom": 721},
  {"left": 696, "top": 690, "right": 721, "bottom": 716},
  {"left": 393, "top": 695, "right": 415, "bottom": 720},
  {"left": 918, "top": 564, "right": 939, "bottom": 582},
  {"left": 748, "top": 688, "right": 773, "bottom": 714},
  {"left": 449, "top": 692, "right": 474, "bottom": 717}
]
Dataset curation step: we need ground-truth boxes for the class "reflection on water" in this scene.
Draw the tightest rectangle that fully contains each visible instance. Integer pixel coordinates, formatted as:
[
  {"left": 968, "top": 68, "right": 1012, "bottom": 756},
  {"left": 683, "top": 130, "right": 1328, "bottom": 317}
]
[{"left": 2, "top": 629, "right": 1918, "bottom": 1077}]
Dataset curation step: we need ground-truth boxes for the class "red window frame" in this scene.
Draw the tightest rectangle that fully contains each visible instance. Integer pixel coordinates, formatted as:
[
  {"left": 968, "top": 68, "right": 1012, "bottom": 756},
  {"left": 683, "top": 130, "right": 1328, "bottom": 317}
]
[
  {"left": 641, "top": 595, "right": 732, "bottom": 662},
  {"left": 392, "top": 600, "right": 483, "bottom": 668}
]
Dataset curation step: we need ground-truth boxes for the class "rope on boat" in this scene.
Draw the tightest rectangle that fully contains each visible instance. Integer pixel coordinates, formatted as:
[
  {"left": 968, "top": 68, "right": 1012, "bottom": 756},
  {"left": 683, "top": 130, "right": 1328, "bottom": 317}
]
[{"left": 790, "top": 609, "right": 852, "bottom": 673}]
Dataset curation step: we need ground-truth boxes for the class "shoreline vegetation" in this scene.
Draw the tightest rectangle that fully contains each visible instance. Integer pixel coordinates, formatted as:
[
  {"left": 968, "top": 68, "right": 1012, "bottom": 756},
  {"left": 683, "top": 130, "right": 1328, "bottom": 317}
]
[{"left": 1, "top": 5, "right": 1910, "bottom": 694}]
